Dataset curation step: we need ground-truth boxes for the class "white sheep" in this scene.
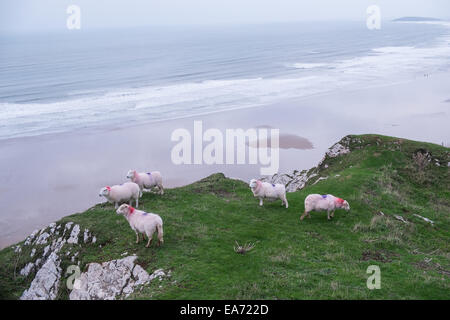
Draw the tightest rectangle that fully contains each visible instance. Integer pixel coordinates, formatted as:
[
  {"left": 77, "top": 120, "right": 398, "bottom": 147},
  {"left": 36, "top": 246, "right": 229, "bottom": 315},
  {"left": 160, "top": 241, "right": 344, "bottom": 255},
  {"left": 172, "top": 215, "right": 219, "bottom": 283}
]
[
  {"left": 300, "top": 194, "right": 350, "bottom": 221},
  {"left": 127, "top": 170, "right": 164, "bottom": 195},
  {"left": 116, "top": 204, "right": 164, "bottom": 247},
  {"left": 249, "top": 179, "right": 288, "bottom": 208},
  {"left": 99, "top": 182, "right": 140, "bottom": 209}
]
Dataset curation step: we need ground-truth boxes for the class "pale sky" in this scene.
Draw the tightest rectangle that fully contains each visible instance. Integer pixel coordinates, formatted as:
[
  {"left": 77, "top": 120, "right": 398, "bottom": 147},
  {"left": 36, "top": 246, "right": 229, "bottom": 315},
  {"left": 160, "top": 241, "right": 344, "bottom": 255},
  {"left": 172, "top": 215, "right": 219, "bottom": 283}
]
[{"left": 1, "top": 0, "right": 450, "bottom": 33}]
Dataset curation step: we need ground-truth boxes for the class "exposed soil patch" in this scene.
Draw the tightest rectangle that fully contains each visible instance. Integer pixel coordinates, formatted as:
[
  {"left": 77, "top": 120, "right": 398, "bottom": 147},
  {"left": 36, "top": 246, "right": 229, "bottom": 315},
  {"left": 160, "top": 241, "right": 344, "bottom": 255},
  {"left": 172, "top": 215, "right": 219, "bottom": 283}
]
[
  {"left": 361, "top": 250, "right": 398, "bottom": 263},
  {"left": 414, "top": 261, "right": 450, "bottom": 277},
  {"left": 306, "top": 231, "right": 323, "bottom": 240}
]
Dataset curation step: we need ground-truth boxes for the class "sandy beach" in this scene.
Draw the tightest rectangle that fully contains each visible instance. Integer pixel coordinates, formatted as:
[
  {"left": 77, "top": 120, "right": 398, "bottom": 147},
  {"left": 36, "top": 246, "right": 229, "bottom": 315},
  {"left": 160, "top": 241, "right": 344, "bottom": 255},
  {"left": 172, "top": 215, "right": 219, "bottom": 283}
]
[{"left": 1, "top": 73, "right": 449, "bottom": 248}]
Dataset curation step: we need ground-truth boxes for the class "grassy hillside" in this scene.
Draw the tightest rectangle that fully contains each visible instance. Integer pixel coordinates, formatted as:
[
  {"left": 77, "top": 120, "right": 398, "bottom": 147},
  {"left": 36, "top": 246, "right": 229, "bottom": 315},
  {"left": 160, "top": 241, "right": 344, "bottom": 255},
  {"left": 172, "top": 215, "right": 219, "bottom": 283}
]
[{"left": 1, "top": 134, "right": 449, "bottom": 299}]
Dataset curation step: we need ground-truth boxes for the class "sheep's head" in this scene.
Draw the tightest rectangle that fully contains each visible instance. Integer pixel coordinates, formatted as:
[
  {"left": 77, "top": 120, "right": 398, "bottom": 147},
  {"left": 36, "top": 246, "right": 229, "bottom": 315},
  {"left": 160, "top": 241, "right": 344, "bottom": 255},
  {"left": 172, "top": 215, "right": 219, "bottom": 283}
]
[
  {"left": 335, "top": 197, "right": 350, "bottom": 211},
  {"left": 342, "top": 201, "right": 350, "bottom": 211},
  {"left": 126, "top": 170, "right": 136, "bottom": 180},
  {"left": 342, "top": 200, "right": 350, "bottom": 211},
  {"left": 99, "top": 186, "right": 111, "bottom": 197},
  {"left": 117, "top": 203, "right": 134, "bottom": 216},
  {"left": 249, "top": 179, "right": 258, "bottom": 189}
]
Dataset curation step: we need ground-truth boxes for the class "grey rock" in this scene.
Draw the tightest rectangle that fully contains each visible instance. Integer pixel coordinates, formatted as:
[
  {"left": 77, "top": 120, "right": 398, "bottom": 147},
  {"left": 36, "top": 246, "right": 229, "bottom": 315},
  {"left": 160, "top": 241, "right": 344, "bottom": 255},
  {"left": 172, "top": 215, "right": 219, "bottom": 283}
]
[
  {"left": 67, "top": 224, "right": 80, "bottom": 244},
  {"left": 24, "top": 229, "right": 39, "bottom": 246},
  {"left": 413, "top": 214, "right": 435, "bottom": 225},
  {"left": 19, "top": 222, "right": 96, "bottom": 300},
  {"left": 312, "top": 176, "right": 328, "bottom": 185},
  {"left": 262, "top": 170, "right": 319, "bottom": 192},
  {"left": 20, "top": 262, "right": 35, "bottom": 277},
  {"left": 69, "top": 256, "right": 166, "bottom": 300},
  {"left": 35, "top": 232, "right": 50, "bottom": 245},
  {"left": 318, "top": 141, "right": 350, "bottom": 167},
  {"left": 261, "top": 137, "right": 353, "bottom": 192},
  {"left": 394, "top": 215, "right": 408, "bottom": 223},
  {"left": 83, "top": 229, "right": 90, "bottom": 243},
  {"left": 20, "top": 252, "right": 62, "bottom": 300}
]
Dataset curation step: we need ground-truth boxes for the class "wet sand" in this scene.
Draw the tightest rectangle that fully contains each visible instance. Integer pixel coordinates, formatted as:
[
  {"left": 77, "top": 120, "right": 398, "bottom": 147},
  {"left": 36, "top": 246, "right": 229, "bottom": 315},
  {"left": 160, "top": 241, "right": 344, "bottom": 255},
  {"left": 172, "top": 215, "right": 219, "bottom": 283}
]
[{"left": 1, "top": 73, "right": 449, "bottom": 248}]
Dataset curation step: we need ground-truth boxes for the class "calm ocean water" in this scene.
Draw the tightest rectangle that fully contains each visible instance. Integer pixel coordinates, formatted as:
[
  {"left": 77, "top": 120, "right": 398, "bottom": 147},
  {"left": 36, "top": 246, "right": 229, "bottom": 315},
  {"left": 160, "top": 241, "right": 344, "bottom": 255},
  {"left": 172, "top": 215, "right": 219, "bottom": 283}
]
[{"left": 0, "top": 21, "right": 449, "bottom": 140}]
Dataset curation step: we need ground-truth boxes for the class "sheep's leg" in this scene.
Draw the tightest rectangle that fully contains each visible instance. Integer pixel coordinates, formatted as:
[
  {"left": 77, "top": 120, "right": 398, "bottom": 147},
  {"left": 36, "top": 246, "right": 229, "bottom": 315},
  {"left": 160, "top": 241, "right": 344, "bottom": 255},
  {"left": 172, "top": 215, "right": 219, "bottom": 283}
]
[
  {"left": 300, "top": 211, "right": 308, "bottom": 221},
  {"left": 331, "top": 211, "right": 335, "bottom": 218},
  {"left": 114, "top": 202, "right": 118, "bottom": 209},
  {"left": 141, "top": 233, "right": 146, "bottom": 241},
  {"left": 327, "top": 211, "right": 331, "bottom": 220},
  {"left": 159, "top": 185, "right": 164, "bottom": 195},
  {"left": 157, "top": 224, "right": 164, "bottom": 246},
  {"left": 135, "top": 197, "right": 139, "bottom": 208},
  {"left": 259, "top": 198, "right": 263, "bottom": 206},
  {"left": 280, "top": 195, "right": 288, "bottom": 208},
  {"left": 135, "top": 232, "right": 140, "bottom": 244},
  {"left": 146, "top": 235, "right": 153, "bottom": 248}
]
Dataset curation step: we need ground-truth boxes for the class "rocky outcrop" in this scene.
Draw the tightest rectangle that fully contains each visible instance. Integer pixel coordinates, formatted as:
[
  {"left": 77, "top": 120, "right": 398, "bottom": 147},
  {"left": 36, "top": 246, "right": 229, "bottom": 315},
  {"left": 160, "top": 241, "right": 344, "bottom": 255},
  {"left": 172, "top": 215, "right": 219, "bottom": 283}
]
[
  {"left": 67, "top": 224, "right": 80, "bottom": 244},
  {"left": 317, "top": 138, "right": 351, "bottom": 167},
  {"left": 17, "top": 222, "right": 162, "bottom": 300},
  {"left": 20, "top": 252, "right": 62, "bottom": 300},
  {"left": 69, "top": 256, "right": 168, "bottom": 300},
  {"left": 18, "top": 221, "right": 96, "bottom": 300},
  {"left": 262, "top": 169, "right": 318, "bottom": 192},
  {"left": 262, "top": 136, "right": 354, "bottom": 192}
]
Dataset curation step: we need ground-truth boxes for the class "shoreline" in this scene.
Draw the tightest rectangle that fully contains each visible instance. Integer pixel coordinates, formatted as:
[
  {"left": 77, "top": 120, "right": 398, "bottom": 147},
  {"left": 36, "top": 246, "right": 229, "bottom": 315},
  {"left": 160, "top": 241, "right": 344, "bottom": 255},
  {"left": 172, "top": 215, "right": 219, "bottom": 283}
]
[
  {"left": 1, "top": 72, "right": 443, "bottom": 145},
  {"left": 1, "top": 73, "right": 449, "bottom": 248}
]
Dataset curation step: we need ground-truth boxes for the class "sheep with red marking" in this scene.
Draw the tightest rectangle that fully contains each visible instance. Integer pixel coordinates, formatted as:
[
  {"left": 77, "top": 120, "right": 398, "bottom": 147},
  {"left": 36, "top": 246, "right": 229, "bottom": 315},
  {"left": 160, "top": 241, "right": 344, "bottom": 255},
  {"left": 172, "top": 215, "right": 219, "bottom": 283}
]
[
  {"left": 300, "top": 194, "right": 350, "bottom": 221},
  {"left": 249, "top": 179, "right": 288, "bottom": 208},
  {"left": 99, "top": 182, "right": 140, "bottom": 209},
  {"left": 127, "top": 170, "right": 164, "bottom": 195},
  {"left": 116, "top": 204, "right": 164, "bottom": 248}
]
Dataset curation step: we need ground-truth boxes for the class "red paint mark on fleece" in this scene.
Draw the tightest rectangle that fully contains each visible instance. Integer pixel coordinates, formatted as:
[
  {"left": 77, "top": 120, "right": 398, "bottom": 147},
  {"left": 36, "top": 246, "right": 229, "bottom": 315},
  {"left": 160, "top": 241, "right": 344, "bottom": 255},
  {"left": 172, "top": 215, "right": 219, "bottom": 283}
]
[
  {"left": 129, "top": 206, "right": 135, "bottom": 214},
  {"left": 255, "top": 180, "right": 262, "bottom": 192}
]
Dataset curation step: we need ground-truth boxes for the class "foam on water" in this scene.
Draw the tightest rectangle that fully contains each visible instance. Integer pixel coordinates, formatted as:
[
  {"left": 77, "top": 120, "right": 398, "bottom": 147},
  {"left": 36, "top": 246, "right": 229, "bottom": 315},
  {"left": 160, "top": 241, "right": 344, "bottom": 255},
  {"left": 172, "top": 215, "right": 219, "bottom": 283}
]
[
  {"left": 1, "top": 21, "right": 450, "bottom": 140},
  {"left": 290, "top": 63, "right": 328, "bottom": 69}
]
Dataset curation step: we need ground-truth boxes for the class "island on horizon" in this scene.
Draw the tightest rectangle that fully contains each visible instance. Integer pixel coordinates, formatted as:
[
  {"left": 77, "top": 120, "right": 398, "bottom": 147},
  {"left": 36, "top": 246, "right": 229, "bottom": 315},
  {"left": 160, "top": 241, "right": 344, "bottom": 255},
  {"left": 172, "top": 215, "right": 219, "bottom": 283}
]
[{"left": 393, "top": 16, "right": 443, "bottom": 22}]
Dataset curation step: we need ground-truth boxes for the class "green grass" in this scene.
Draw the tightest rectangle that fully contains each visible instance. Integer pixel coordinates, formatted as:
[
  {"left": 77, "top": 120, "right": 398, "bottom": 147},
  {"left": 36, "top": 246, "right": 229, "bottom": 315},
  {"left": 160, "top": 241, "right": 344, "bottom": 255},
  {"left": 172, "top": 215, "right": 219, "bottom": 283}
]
[{"left": 0, "top": 134, "right": 449, "bottom": 299}]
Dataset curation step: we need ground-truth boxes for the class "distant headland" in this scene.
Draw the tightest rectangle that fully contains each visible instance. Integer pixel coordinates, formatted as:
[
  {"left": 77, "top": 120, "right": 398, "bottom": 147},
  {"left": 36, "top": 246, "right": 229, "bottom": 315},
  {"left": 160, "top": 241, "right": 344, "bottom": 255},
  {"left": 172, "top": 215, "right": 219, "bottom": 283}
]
[{"left": 393, "top": 17, "right": 442, "bottom": 22}]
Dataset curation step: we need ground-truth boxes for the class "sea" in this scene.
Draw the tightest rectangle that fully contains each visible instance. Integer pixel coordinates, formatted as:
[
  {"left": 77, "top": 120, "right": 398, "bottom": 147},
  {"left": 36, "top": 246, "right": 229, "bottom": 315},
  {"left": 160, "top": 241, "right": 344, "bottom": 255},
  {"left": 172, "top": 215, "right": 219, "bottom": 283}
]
[{"left": 1, "top": 20, "right": 450, "bottom": 140}]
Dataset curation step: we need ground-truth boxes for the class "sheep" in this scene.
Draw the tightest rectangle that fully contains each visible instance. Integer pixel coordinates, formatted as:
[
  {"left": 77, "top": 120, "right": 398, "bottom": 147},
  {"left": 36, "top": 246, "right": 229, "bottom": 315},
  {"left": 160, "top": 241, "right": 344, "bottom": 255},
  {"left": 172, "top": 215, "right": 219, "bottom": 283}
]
[
  {"left": 300, "top": 194, "right": 350, "bottom": 221},
  {"left": 249, "top": 179, "right": 288, "bottom": 208},
  {"left": 99, "top": 182, "right": 140, "bottom": 209},
  {"left": 127, "top": 170, "right": 164, "bottom": 195},
  {"left": 116, "top": 204, "right": 164, "bottom": 247}
]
